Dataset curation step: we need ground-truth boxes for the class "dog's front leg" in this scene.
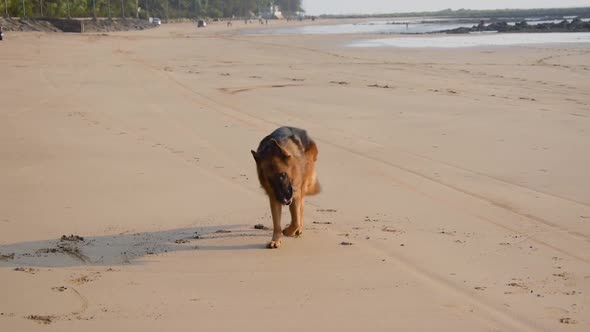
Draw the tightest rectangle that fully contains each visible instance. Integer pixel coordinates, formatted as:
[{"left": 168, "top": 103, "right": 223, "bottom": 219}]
[
  {"left": 283, "top": 196, "right": 302, "bottom": 237},
  {"left": 267, "top": 198, "right": 283, "bottom": 249},
  {"left": 296, "top": 197, "right": 304, "bottom": 236}
]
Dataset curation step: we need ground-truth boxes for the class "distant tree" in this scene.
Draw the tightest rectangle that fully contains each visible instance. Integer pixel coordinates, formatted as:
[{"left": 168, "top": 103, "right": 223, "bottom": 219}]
[{"left": 276, "top": 0, "right": 300, "bottom": 15}]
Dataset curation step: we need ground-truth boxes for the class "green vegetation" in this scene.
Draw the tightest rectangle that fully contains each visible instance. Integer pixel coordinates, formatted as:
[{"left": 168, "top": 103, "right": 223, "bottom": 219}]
[
  {"left": 0, "top": 0, "right": 302, "bottom": 19},
  {"left": 320, "top": 7, "right": 590, "bottom": 20}
]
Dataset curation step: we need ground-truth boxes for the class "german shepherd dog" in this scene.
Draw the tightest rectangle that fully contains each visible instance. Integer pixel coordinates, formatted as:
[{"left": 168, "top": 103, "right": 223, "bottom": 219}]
[{"left": 251, "top": 127, "right": 321, "bottom": 248}]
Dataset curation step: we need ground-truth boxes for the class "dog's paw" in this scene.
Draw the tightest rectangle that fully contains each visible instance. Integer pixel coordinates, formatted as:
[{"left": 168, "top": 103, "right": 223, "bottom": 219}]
[
  {"left": 282, "top": 225, "right": 299, "bottom": 237},
  {"left": 266, "top": 239, "right": 281, "bottom": 249},
  {"left": 295, "top": 229, "right": 303, "bottom": 237}
]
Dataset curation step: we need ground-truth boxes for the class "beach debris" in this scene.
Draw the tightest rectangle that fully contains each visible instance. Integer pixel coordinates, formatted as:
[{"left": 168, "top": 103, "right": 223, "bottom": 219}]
[
  {"left": 14, "top": 267, "right": 38, "bottom": 274},
  {"left": 215, "top": 230, "right": 231, "bottom": 234},
  {"left": 312, "top": 221, "right": 332, "bottom": 225},
  {"left": 60, "top": 234, "right": 84, "bottom": 242},
  {"left": 316, "top": 209, "right": 337, "bottom": 212},
  {"left": 26, "top": 315, "right": 54, "bottom": 324},
  {"left": 36, "top": 248, "right": 59, "bottom": 254},
  {"left": 0, "top": 253, "right": 15, "bottom": 260},
  {"left": 34, "top": 234, "right": 88, "bottom": 262},
  {"left": 382, "top": 227, "right": 399, "bottom": 233},
  {"left": 340, "top": 241, "right": 354, "bottom": 246},
  {"left": 254, "top": 224, "right": 269, "bottom": 230},
  {"left": 559, "top": 318, "right": 577, "bottom": 324},
  {"left": 368, "top": 83, "right": 392, "bottom": 89},
  {"left": 57, "top": 239, "right": 88, "bottom": 262},
  {"left": 507, "top": 282, "right": 527, "bottom": 288},
  {"left": 51, "top": 286, "right": 68, "bottom": 292}
]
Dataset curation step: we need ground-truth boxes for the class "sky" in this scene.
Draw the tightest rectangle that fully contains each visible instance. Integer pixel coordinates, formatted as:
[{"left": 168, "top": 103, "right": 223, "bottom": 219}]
[{"left": 301, "top": 0, "right": 590, "bottom": 15}]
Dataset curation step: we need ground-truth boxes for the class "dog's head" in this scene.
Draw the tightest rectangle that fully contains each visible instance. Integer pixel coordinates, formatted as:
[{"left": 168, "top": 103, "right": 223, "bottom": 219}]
[{"left": 251, "top": 139, "right": 298, "bottom": 205}]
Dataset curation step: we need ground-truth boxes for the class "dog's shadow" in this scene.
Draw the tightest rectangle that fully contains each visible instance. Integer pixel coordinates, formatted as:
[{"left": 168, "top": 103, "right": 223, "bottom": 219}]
[{"left": 0, "top": 225, "right": 270, "bottom": 268}]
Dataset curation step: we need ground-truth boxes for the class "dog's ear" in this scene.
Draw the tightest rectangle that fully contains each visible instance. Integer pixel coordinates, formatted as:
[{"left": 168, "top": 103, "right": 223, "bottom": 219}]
[
  {"left": 251, "top": 150, "right": 260, "bottom": 163},
  {"left": 270, "top": 139, "right": 291, "bottom": 159}
]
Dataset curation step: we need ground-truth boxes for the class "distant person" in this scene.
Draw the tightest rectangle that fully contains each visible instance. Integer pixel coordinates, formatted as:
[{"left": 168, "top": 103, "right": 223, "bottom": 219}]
[
  {"left": 227, "top": 21, "right": 232, "bottom": 27},
  {"left": 0, "top": 25, "right": 4, "bottom": 41}
]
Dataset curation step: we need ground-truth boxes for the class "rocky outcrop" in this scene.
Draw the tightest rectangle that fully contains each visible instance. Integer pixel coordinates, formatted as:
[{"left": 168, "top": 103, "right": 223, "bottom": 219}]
[
  {"left": 0, "top": 17, "right": 61, "bottom": 32},
  {"left": 442, "top": 17, "right": 590, "bottom": 34},
  {"left": 0, "top": 17, "right": 156, "bottom": 33},
  {"left": 38, "top": 18, "right": 84, "bottom": 32}
]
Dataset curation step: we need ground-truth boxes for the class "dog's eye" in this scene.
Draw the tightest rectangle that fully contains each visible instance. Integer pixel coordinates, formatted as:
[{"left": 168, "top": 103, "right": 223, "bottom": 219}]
[{"left": 279, "top": 172, "right": 287, "bottom": 180}]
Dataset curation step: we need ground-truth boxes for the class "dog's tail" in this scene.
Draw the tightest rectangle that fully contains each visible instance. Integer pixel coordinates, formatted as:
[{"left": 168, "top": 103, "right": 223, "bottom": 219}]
[
  {"left": 304, "top": 140, "right": 321, "bottom": 195},
  {"left": 305, "top": 173, "right": 321, "bottom": 195},
  {"left": 307, "top": 179, "right": 321, "bottom": 195}
]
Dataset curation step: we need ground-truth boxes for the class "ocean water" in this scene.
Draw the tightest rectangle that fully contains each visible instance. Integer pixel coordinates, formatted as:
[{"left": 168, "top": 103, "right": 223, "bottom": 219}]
[
  {"left": 246, "top": 18, "right": 590, "bottom": 36},
  {"left": 347, "top": 32, "right": 590, "bottom": 48},
  {"left": 250, "top": 21, "right": 469, "bottom": 35}
]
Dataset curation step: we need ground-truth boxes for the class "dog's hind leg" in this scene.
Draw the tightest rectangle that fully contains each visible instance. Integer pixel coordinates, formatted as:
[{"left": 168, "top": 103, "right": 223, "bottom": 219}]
[{"left": 267, "top": 199, "right": 283, "bottom": 249}]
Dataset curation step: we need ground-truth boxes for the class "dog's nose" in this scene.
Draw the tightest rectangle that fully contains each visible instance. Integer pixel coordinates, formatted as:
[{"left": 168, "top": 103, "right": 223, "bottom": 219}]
[{"left": 283, "top": 198, "right": 292, "bottom": 205}]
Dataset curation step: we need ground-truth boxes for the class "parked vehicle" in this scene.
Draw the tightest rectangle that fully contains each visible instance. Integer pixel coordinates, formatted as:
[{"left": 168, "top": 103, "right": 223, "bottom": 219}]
[
  {"left": 197, "top": 20, "right": 206, "bottom": 28},
  {"left": 153, "top": 18, "right": 161, "bottom": 26}
]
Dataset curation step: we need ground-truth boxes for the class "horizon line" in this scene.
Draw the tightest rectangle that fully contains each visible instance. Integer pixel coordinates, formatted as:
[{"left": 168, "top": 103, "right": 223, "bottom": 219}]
[{"left": 302, "top": 6, "right": 590, "bottom": 17}]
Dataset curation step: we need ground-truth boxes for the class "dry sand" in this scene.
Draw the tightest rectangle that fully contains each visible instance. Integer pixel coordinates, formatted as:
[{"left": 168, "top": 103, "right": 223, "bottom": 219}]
[{"left": 1, "top": 21, "right": 589, "bottom": 331}]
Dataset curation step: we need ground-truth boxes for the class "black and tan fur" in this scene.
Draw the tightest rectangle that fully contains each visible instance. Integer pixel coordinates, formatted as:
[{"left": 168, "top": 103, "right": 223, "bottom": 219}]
[{"left": 251, "top": 127, "right": 321, "bottom": 249}]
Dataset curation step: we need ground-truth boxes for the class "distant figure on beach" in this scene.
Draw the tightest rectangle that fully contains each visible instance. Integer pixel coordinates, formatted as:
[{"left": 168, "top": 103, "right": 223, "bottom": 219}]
[
  {"left": 0, "top": 25, "right": 4, "bottom": 41},
  {"left": 227, "top": 21, "right": 232, "bottom": 27}
]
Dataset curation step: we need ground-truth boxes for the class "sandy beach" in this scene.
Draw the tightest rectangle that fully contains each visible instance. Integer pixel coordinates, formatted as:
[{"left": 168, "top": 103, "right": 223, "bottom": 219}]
[{"left": 1, "top": 21, "right": 589, "bottom": 331}]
